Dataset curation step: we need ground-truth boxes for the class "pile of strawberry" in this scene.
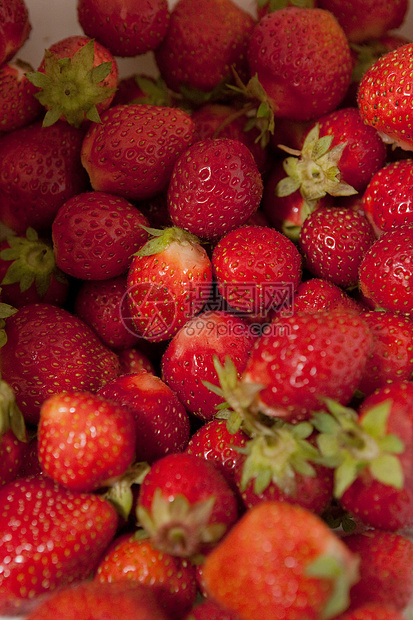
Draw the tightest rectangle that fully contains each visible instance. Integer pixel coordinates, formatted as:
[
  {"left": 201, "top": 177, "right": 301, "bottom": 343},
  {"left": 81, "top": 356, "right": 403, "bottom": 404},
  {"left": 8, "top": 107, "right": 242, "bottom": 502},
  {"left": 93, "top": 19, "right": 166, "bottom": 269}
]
[{"left": 1, "top": 0, "right": 413, "bottom": 618}]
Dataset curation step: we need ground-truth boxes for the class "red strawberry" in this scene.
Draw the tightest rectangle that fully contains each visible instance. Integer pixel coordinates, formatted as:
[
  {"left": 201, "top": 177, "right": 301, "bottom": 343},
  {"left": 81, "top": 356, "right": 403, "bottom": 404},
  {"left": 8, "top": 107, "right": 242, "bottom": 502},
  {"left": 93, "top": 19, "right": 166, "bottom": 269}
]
[
  {"left": 0, "top": 303, "right": 120, "bottom": 425},
  {"left": 125, "top": 226, "right": 212, "bottom": 342},
  {"left": 0, "top": 475, "right": 118, "bottom": 616},
  {"left": 0, "top": 0, "right": 31, "bottom": 65},
  {"left": 116, "top": 346, "right": 156, "bottom": 375},
  {"left": 202, "top": 500, "right": 360, "bottom": 620},
  {"left": 0, "top": 59, "right": 42, "bottom": 133},
  {"left": 25, "top": 580, "right": 170, "bottom": 620},
  {"left": 299, "top": 207, "right": 376, "bottom": 289},
  {"left": 0, "top": 379, "right": 28, "bottom": 486},
  {"left": 38, "top": 391, "right": 137, "bottom": 492},
  {"left": 161, "top": 309, "right": 255, "bottom": 421},
  {"left": 27, "top": 36, "right": 118, "bottom": 127},
  {"left": 96, "top": 532, "right": 198, "bottom": 619},
  {"left": 167, "top": 138, "right": 264, "bottom": 241},
  {"left": 212, "top": 224, "right": 302, "bottom": 317},
  {"left": 358, "top": 41, "right": 413, "bottom": 150},
  {"left": 154, "top": 0, "right": 255, "bottom": 96},
  {"left": 335, "top": 603, "right": 407, "bottom": 620},
  {"left": 52, "top": 191, "right": 149, "bottom": 281},
  {"left": 317, "top": 0, "right": 409, "bottom": 44},
  {"left": 80, "top": 103, "right": 196, "bottom": 202},
  {"left": 98, "top": 371, "right": 191, "bottom": 463},
  {"left": 292, "top": 278, "right": 363, "bottom": 315},
  {"left": 137, "top": 452, "right": 239, "bottom": 557},
  {"left": 77, "top": 0, "right": 170, "bottom": 57}
]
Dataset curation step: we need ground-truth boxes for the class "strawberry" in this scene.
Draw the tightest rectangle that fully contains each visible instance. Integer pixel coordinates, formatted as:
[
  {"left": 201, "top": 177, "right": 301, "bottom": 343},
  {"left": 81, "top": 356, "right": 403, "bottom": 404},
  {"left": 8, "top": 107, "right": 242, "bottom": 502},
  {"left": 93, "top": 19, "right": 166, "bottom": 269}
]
[
  {"left": 0, "top": 0, "right": 31, "bottom": 65},
  {"left": 0, "top": 59, "right": 42, "bottom": 133},
  {"left": 317, "top": 0, "right": 409, "bottom": 44},
  {"left": 25, "top": 580, "right": 170, "bottom": 620},
  {"left": 80, "top": 103, "right": 196, "bottom": 202},
  {"left": 161, "top": 310, "right": 255, "bottom": 421},
  {"left": 183, "top": 598, "right": 243, "bottom": 620},
  {"left": 298, "top": 207, "right": 376, "bottom": 289},
  {"left": 98, "top": 371, "right": 191, "bottom": 463},
  {"left": 77, "top": 0, "right": 170, "bottom": 57},
  {"left": 202, "top": 500, "right": 360, "bottom": 620},
  {"left": 358, "top": 41, "right": 413, "bottom": 150},
  {"left": 335, "top": 603, "right": 407, "bottom": 620},
  {"left": 37, "top": 390, "right": 137, "bottom": 492},
  {"left": 26, "top": 36, "right": 118, "bottom": 128},
  {"left": 125, "top": 226, "right": 212, "bottom": 342},
  {"left": 137, "top": 452, "right": 239, "bottom": 557},
  {"left": 0, "top": 379, "right": 28, "bottom": 486},
  {"left": 256, "top": 0, "right": 317, "bottom": 19},
  {"left": 0, "top": 475, "right": 118, "bottom": 616},
  {"left": 51, "top": 191, "right": 149, "bottom": 281},
  {"left": 154, "top": 0, "right": 255, "bottom": 96},
  {"left": 292, "top": 278, "right": 363, "bottom": 315},
  {"left": 95, "top": 532, "right": 198, "bottom": 619},
  {"left": 167, "top": 138, "right": 264, "bottom": 241},
  {"left": 212, "top": 224, "right": 302, "bottom": 317},
  {"left": 343, "top": 530, "right": 413, "bottom": 612},
  {"left": 0, "top": 303, "right": 120, "bottom": 425},
  {"left": 358, "top": 224, "right": 413, "bottom": 317},
  {"left": 0, "top": 119, "right": 89, "bottom": 235},
  {"left": 0, "top": 228, "right": 69, "bottom": 308},
  {"left": 116, "top": 346, "right": 156, "bottom": 375}
]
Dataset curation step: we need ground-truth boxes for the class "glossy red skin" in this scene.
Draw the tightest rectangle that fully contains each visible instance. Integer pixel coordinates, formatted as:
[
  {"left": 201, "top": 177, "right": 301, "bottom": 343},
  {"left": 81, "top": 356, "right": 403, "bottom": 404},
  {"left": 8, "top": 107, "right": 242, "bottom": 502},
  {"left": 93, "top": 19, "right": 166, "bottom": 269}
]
[
  {"left": 0, "top": 0, "right": 31, "bottom": 65},
  {"left": 154, "top": 0, "right": 255, "bottom": 93},
  {"left": 212, "top": 225, "right": 302, "bottom": 316},
  {"left": 362, "top": 159, "right": 413, "bottom": 234},
  {"left": 291, "top": 278, "right": 362, "bottom": 315},
  {"left": 299, "top": 207, "right": 376, "bottom": 289},
  {"left": 116, "top": 347, "right": 156, "bottom": 375},
  {"left": 335, "top": 603, "right": 406, "bottom": 620},
  {"left": 81, "top": 104, "right": 196, "bottom": 201},
  {"left": 359, "top": 224, "right": 413, "bottom": 317},
  {"left": 0, "top": 60, "right": 42, "bottom": 133},
  {"left": 0, "top": 120, "right": 89, "bottom": 235},
  {"left": 168, "top": 138, "right": 263, "bottom": 241},
  {"left": 341, "top": 381, "right": 413, "bottom": 531},
  {"left": 343, "top": 530, "right": 413, "bottom": 612},
  {"left": 0, "top": 476, "right": 118, "bottom": 616},
  {"left": 242, "top": 309, "right": 373, "bottom": 422},
  {"left": 98, "top": 371, "right": 190, "bottom": 463},
  {"left": 247, "top": 7, "right": 352, "bottom": 121},
  {"left": 0, "top": 429, "right": 29, "bottom": 486},
  {"left": 96, "top": 533, "right": 198, "bottom": 620},
  {"left": 0, "top": 303, "right": 120, "bottom": 425},
  {"left": 77, "top": 0, "right": 170, "bottom": 57},
  {"left": 161, "top": 310, "right": 255, "bottom": 421}
]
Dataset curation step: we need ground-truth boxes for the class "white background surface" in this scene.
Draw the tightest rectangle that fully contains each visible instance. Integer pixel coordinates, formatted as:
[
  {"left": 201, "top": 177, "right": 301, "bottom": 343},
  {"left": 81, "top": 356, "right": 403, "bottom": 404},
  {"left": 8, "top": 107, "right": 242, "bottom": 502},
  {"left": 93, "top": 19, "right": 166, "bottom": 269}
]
[{"left": 3, "top": 1, "right": 413, "bottom": 618}]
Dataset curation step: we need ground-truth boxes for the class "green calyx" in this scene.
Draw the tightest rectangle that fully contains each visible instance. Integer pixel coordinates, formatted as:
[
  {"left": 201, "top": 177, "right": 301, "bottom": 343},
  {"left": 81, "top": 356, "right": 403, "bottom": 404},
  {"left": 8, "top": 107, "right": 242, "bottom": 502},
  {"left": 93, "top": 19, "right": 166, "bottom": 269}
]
[
  {"left": 257, "top": 0, "right": 316, "bottom": 10},
  {"left": 0, "top": 292, "right": 17, "bottom": 349},
  {"left": 276, "top": 123, "right": 358, "bottom": 208},
  {"left": 312, "top": 398, "right": 405, "bottom": 498},
  {"left": 0, "top": 379, "right": 26, "bottom": 443},
  {"left": 135, "top": 225, "right": 202, "bottom": 257},
  {"left": 103, "top": 461, "right": 150, "bottom": 521},
  {"left": 26, "top": 39, "right": 115, "bottom": 128},
  {"left": 0, "top": 228, "right": 67, "bottom": 299}
]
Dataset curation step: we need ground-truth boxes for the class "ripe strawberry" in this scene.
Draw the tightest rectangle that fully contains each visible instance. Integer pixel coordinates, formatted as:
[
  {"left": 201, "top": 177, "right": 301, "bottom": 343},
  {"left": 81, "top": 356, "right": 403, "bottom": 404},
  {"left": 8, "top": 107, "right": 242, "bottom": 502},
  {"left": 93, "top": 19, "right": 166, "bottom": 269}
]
[
  {"left": 154, "top": 0, "right": 255, "bottom": 96},
  {"left": 0, "top": 475, "right": 118, "bottom": 616},
  {"left": 358, "top": 224, "right": 413, "bottom": 317},
  {"left": 27, "top": 36, "right": 118, "bottom": 127},
  {"left": 167, "top": 138, "right": 264, "bottom": 241},
  {"left": 52, "top": 191, "right": 149, "bottom": 280},
  {"left": 80, "top": 103, "right": 196, "bottom": 202},
  {"left": 0, "top": 379, "right": 28, "bottom": 486},
  {"left": 362, "top": 159, "right": 413, "bottom": 234},
  {"left": 96, "top": 532, "right": 198, "bottom": 619},
  {"left": 0, "top": 228, "right": 69, "bottom": 308},
  {"left": 246, "top": 7, "right": 352, "bottom": 122},
  {"left": 77, "top": 0, "right": 170, "bottom": 57},
  {"left": 335, "top": 603, "right": 407, "bottom": 620},
  {"left": 0, "top": 59, "right": 42, "bottom": 133},
  {"left": 161, "top": 310, "right": 255, "bottom": 421},
  {"left": 116, "top": 346, "right": 156, "bottom": 375},
  {"left": 137, "top": 452, "right": 239, "bottom": 557},
  {"left": 256, "top": 0, "right": 316, "bottom": 19},
  {"left": 0, "top": 0, "right": 31, "bottom": 65},
  {"left": 212, "top": 225, "right": 302, "bottom": 317},
  {"left": 25, "top": 580, "right": 170, "bottom": 620},
  {"left": 299, "top": 207, "right": 376, "bottom": 289},
  {"left": 98, "top": 371, "right": 191, "bottom": 463},
  {"left": 358, "top": 41, "right": 413, "bottom": 150},
  {"left": 317, "top": 0, "right": 409, "bottom": 43},
  {"left": 0, "top": 303, "right": 120, "bottom": 425},
  {"left": 343, "top": 530, "right": 413, "bottom": 612},
  {"left": 38, "top": 391, "right": 137, "bottom": 492},
  {"left": 292, "top": 278, "right": 362, "bottom": 315},
  {"left": 125, "top": 226, "right": 212, "bottom": 342},
  {"left": 202, "top": 500, "right": 360, "bottom": 620}
]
